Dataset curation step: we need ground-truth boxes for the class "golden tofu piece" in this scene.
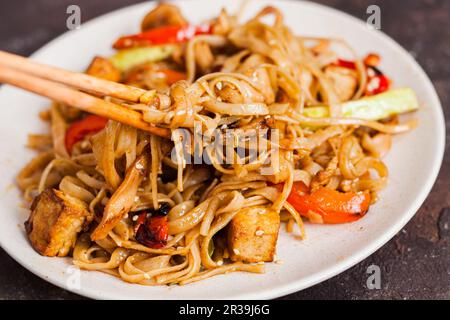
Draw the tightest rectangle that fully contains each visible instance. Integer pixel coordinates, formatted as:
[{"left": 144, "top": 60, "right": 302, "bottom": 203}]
[
  {"left": 25, "top": 188, "right": 93, "bottom": 257},
  {"left": 228, "top": 206, "right": 280, "bottom": 263},
  {"left": 86, "top": 56, "right": 121, "bottom": 82}
]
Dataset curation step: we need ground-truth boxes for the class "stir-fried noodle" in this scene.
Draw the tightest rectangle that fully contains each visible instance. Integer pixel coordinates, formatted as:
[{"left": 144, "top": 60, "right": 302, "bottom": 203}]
[{"left": 19, "top": 3, "right": 418, "bottom": 285}]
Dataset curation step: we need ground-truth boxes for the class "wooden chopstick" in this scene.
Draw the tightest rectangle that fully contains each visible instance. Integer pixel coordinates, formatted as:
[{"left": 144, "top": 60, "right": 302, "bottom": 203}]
[
  {"left": 0, "top": 50, "right": 153, "bottom": 103},
  {"left": 0, "top": 65, "right": 171, "bottom": 139}
]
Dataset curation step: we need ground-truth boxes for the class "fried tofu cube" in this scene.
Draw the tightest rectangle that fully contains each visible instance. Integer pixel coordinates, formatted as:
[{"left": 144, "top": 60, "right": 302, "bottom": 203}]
[
  {"left": 25, "top": 188, "right": 93, "bottom": 257},
  {"left": 86, "top": 56, "right": 121, "bottom": 82},
  {"left": 227, "top": 206, "right": 280, "bottom": 263}
]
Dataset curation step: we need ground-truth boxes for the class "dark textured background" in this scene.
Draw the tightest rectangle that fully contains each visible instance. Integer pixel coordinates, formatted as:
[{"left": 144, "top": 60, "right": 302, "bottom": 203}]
[{"left": 0, "top": 0, "right": 448, "bottom": 300}]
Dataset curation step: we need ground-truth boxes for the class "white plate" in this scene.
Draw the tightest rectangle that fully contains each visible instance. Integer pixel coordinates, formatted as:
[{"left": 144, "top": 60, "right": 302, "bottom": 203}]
[{"left": 0, "top": 0, "right": 445, "bottom": 300}]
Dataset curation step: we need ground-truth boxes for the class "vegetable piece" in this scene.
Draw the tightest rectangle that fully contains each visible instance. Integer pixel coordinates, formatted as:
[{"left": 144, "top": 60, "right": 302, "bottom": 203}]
[
  {"left": 133, "top": 212, "right": 148, "bottom": 233},
  {"left": 286, "top": 182, "right": 371, "bottom": 224},
  {"left": 303, "top": 88, "right": 419, "bottom": 121},
  {"left": 335, "top": 59, "right": 356, "bottom": 70},
  {"left": 113, "top": 24, "right": 211, "bottom": 49},
  {"left": 133, "top": 203, "right": 171, "bottom": 248},
  {"left": 335, "top": 53, "right": 380, "bottom": 70},
  {"left": 334, "top": 54, "right": 389, "bottom": 95},
  {"left": 135, "top": 215, "right": 169, "bottom": 249},
  {"left": 365, "top": 74, "right": 390, "bottom": 96},
  {"left": 155, "top": 203, "right": 170, "bottom": 216},
  {"left": 123, "top": 63, "right": 186, "bottom": 88},
  {"left": 109, "top": 45, "right": 175, "bottom": 71},
  {"left": 158, "top": 68, "right": 187, "bottom": 85},
  {"left": 65, "top": 115, "right": 108, "bottom": 152}
]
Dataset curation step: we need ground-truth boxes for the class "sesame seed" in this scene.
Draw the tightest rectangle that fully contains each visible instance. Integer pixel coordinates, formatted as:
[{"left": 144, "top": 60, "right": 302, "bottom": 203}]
[
  {"left": 143, "top": 273, "right": 151, "bottom": 279},
  {"left": 132, "top": 215, "right": 139, "bottom": 221},
  {"left": 233, "top": 249, "right": 240, "bottom": 255},
  {"left": 255, "top": 230, "right": 265, "bottom": 236},
  {"left": 217, "top": 260, "right": 224, "bottom": 266}
]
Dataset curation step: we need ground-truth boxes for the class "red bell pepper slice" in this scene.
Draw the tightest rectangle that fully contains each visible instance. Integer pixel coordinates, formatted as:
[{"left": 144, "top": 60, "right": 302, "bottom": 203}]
[
  {"left": 335, "top": 53, "right": 379, "bottom": 70},
  {"left": 285, "top": 182, "right": 371, "bottom": 224},
  {"left": 335, "top": 59, "right": 357, "bottom": 70},
  {"left": 158, "top": 69, "right": 187, "bottom": 85},
  {"left": 65, "top": 115, "right": 108, "bottom": 152},
  {"left": 113, "top": 24, "right": 211, "bottom": 49}
]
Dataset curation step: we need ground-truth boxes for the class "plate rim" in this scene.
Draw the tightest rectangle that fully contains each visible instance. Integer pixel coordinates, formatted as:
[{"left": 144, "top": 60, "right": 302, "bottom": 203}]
[{"left": 0, "top": 0, "right": 445, "bottom": 300}]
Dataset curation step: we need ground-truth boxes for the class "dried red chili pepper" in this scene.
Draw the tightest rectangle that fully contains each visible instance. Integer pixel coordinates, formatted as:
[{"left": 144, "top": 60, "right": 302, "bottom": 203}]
[
  {"left": 133, "top": 212, "right": 148, "bottom": 233},
  {"left": 135, "top": 216, "right": 168, "bottom": 249},
  {"left": 133, "top": 204, "right": 170, "bottom": 248}
]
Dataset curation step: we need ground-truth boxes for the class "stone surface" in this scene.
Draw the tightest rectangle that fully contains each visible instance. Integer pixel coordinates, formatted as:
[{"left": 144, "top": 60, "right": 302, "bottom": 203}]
[{"left": 0, "top": 0, "right": 448, "bottom": 300}]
